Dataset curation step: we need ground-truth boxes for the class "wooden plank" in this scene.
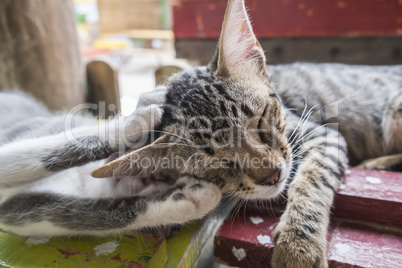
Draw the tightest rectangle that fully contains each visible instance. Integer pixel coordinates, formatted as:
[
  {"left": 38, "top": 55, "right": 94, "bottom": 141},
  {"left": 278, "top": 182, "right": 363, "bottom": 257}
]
[
  {"left": 178, "top": 0, "right": 226, "bottom": 3},
  {"left": 215, "top": 214, "right": 402, "bottom": 267},
  {"left": 155, "top": 65, "right": 183, "bottom": 85},
  {"left": 214, "top": 168, "right": 402, "bottom": 267},
  {"left": 98, "top": 0, "right": 162, "bottom": 32},
  {"left": 86, "top": 60, "right": 120, "bottom": 119},
  {"left": 173, "top": 0, "right": 402, "bottom": 38},
  {"left": 102, "top": 30, "right": 174, "bottom": 40},
  {"left": 167, "top": 198, "right": 236, "bottom": 267},
  {"left": 0, "top": 228, "right": 167, "bottom": 267},
  {"left": 214, "top": 211, "right": 277, "bottom": 266},
  {"left": 327, "top": 221, "right": 402, "bottom": 267},
  {"left": 334, "top": 168, "right": 402, "bottom": 228},
  {"left": 0, "top": 0, "right": 83, "bottom": 111},
  {"left": 175, "top": 37, "right": 402, "bottom": 65}
]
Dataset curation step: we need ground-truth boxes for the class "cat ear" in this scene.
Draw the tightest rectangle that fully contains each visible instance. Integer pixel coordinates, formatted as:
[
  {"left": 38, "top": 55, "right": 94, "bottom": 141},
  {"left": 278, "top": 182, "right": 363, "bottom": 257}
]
[
  {"left": 213, "top": 0, "right": 267, "bottom": 78},
  {"left": 91, "top": 135, "right": 169, "bottom": 178}
]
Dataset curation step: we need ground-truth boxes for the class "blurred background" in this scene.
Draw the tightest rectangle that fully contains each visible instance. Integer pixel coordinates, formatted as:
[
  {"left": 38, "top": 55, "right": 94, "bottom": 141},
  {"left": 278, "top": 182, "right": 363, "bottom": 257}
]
[{"left": 0, "top": 0, "right": 401, "bottom": 116}]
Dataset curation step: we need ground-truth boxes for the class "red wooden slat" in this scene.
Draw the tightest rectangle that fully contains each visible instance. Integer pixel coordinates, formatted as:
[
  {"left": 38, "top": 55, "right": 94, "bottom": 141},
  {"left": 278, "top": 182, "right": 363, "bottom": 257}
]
[
  {"left": 173, "top": 0, "right": 402, "bottom": 38},
  {"left": 215, "top": 214, "right": 402, "bottom": 267},
  {"left": 334, "top": 168, "right": 402, "bottom": 227},
  {"left": 214, "top": 211, "right": 276, "bottom": 266},
  {"left": 214, "top": 168, "right": 402, "bottom": 267},
  {"left": 327, "top": 221, "right": 402, "bottom": 267}
]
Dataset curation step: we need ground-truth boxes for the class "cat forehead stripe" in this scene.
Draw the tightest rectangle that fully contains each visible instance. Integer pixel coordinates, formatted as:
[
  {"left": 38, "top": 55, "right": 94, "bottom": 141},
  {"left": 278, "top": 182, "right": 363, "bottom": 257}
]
[
  {"left": 241, "top": 103, "right": 254, "bottom": 117},
  {"left": 212, "top": 84, "right": 237, "bottom": 103}
]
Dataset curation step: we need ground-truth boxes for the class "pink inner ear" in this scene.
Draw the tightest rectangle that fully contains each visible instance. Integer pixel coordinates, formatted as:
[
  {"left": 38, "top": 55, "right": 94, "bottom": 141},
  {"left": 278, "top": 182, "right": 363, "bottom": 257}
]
[
  {"left": 241, "top": 37, "right": 262, "bottom": 62},
  {"left": 245, "top": 47, "right": 261, "bottom": 61},
  {"left": 237, "top": 19, "right": 262, "bottom": 61}
]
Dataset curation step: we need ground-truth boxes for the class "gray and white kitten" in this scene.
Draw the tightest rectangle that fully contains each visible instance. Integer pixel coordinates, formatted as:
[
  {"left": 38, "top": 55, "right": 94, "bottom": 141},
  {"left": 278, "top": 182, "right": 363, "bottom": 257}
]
[{"left": 0, "top": 0, "right": 401, "bottom": 267}]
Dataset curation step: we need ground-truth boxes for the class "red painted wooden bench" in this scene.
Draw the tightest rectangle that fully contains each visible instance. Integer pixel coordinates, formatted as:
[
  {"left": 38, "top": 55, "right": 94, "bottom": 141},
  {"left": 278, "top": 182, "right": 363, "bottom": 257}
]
[
  {"left": 172, "top": 0, "right": 402, "bottom": 65},
  {"left": 214, "top": 168, "right": 402, "bottom": 267}
]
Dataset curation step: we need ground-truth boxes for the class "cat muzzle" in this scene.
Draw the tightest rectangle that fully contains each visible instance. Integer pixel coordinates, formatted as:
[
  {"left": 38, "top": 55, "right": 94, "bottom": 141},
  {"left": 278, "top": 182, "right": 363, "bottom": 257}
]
[{"left": 256, "top": 168, "right": 281, "bottom": 186}]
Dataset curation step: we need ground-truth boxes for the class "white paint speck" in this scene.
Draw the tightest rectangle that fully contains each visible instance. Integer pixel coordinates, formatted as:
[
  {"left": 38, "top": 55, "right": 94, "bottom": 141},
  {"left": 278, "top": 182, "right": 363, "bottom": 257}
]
[
  {"left": 345, "top": 169, "right": 351, "bottom": 175},
  {"left": 250, "top": 216, "right": 264, "bottom": 225},
  {"left": 94, "top": 240, "right": 119, "bottom": 255},
  {"left": 257, "top": 234, "right": 271, "bottom": 245},
  {"left": 26, "top": 236, "right": 50, "bottom": 246},
  {"left": 334, "top": 243, "right": 351, "bottom": 255},
  {"left": 339, "top": 184, "right": 346, "bottom": 189},
  {"left": 365, "top": 176, "right": 382, "bottom": 184},
  {"left": 232, "top": 246, "right": 246, "bottom": 261}
]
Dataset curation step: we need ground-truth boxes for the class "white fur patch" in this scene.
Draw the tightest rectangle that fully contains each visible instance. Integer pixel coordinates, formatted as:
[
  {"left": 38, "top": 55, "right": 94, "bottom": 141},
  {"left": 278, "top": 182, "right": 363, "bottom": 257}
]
[{"left": 136, "top": 87, "right": 167, "bottom": 109}]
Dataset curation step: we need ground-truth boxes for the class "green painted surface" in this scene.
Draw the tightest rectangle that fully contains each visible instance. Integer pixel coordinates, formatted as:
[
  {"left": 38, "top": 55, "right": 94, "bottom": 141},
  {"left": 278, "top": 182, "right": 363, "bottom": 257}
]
[
  {"left": 0, "top": 202, "right": 235, "bottom": 267},
  {"left": 0, "top": 229, "right": 167, "bottom": 267},
  {"left": 165, "top": 221, "right": 202, "bottom": 268}
]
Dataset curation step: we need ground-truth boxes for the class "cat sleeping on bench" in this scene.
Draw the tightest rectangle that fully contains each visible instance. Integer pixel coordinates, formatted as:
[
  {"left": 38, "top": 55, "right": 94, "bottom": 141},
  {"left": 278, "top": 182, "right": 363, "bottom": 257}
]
[{"left": 1, "top": 0, "right": 401, "bottom": 267}]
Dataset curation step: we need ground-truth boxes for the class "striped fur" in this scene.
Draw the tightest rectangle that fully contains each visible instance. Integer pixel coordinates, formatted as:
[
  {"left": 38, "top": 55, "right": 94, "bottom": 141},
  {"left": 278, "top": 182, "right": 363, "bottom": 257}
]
[{"left": 0, "top": 1, "right": 400, "bottom": 267}]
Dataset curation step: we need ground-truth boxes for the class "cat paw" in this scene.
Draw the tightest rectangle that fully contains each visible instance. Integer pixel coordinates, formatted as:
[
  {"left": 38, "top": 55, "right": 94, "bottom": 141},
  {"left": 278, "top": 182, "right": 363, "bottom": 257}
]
[
  {"left": 123, "top": 104, "right": 164, "bottom": 144},
  {"left": 272, "top": 221, "right": 328, "bottom": 268},
  {"left": 43, "top": 136, "right": 111, "bottom": 171},
  {"left": 357, "top": 155, "right": 402, "bottom": 171},
  {"left": 152, "top": 177, "right": 222, "bottom": 224}
]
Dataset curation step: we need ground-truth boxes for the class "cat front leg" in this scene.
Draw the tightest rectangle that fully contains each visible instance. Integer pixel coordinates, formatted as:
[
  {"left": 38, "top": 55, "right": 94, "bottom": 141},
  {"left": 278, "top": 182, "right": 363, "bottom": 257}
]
[
  {"left": 272, "top": 122, "right": 348, "bottom": 268},
  {"left": 0, "top": 176, "right": 221, "bottom": 236},
  {"left": 42, "top": 103, "right": 164, "bottom": 172},
  {"left": 135, "top": 176, "right": 222, "bottom": 228},
  {"left": 43, "top": 87, "right": 167, "bottom": 173},
  {"left": 0, "top": 92, "right": 165, "bottom": 188}
]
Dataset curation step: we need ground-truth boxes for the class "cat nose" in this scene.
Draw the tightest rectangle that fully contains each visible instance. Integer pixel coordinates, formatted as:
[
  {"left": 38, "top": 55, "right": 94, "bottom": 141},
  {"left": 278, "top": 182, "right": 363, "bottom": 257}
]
[{"left": 256, "top": 168, "right": 281, "bottom": 186}]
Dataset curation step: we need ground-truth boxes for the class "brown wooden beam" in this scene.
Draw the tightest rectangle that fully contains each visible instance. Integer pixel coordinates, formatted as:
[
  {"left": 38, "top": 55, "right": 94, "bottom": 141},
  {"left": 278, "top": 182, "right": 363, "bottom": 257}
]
[
  {"left": 175, "top": 36, "right": 402, "bottom": 65},
  {"left": 0, "top": 0, "right": 83, "bottom": 110}
]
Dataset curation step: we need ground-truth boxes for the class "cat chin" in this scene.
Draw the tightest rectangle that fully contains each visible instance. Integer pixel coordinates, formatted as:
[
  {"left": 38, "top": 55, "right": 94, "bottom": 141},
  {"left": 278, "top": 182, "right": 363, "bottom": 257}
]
[
  {"left": 242, "top": 164, "right": 291, "bottom": 200},
  {"left": 242, "top": 180, "right": 287, "bottom": 200}
]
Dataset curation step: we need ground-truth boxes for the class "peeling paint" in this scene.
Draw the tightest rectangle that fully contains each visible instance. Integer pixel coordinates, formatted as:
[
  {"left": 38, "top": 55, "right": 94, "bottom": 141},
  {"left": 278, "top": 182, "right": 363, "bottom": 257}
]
[
  {"left": 208, "top": 4, "right": 216, "bottom": 11},
  {"left": 337, "top": 1, "right": 346, "bottom": 8},
  {"left": 257, "top": 234, "right": 271, "bottom": 245},
  {"left": 250, "top": 216, "right": 264, "bottom": 225},
  {"left": 365, "top": 176, "right": 382, "bottom": 184},
  {"left": 334, "top": 243, "right": 351, "bottom": 255},
  {"left": 232, "top": 246, "right": 246, "bottom": 261},
  {"left": 26, "top": 236, "right": 50, "bottom": 246},
  {"left": 94, "top": 240, "right": 119, "bottom": 256},
  {"left": 381, "top": 234, "right": 400, "bottom": 247},
  {"left": 298, "top": 3, "right": 306, "bottom": 10}
]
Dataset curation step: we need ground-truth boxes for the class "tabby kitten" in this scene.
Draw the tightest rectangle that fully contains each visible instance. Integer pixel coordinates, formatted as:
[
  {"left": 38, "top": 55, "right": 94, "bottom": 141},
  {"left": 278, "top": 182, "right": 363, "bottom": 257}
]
[{"left": 1, "top": 0, "right": 401, "bottom": 268}]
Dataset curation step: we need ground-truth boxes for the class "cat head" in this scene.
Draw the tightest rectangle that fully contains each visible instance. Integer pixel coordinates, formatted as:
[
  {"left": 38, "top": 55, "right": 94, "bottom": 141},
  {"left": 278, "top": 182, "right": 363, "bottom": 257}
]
[{"left": 93, "top": 0, "right": 292, "bottom": 200}]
